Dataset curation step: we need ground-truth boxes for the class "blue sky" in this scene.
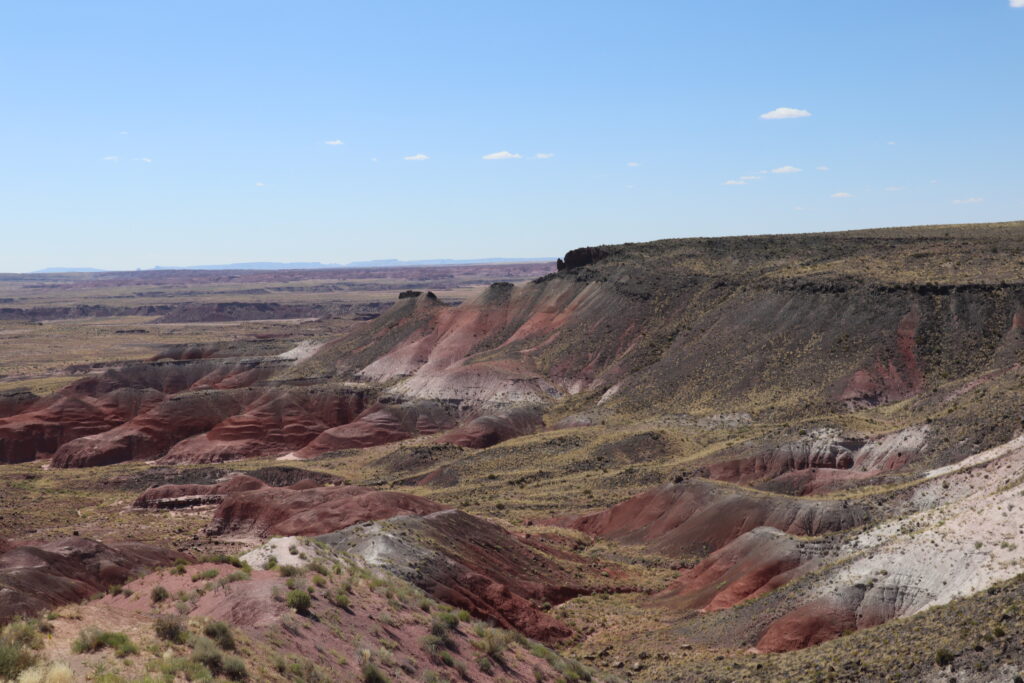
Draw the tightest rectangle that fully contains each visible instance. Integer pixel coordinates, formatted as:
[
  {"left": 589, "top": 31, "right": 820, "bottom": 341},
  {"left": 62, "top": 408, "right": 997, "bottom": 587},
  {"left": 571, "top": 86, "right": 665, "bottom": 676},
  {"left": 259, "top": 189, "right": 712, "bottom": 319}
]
[{"left": 1, "top": 1, "right": 1022, "bottom": 272}]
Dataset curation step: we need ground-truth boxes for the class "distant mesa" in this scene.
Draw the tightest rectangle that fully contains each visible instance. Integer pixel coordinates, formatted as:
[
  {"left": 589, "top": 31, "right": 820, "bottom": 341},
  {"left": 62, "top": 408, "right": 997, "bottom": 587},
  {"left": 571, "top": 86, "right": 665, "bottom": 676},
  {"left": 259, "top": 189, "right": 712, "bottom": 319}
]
[{"left": 31, "top": 256, "right": 556, "bottom": 274}]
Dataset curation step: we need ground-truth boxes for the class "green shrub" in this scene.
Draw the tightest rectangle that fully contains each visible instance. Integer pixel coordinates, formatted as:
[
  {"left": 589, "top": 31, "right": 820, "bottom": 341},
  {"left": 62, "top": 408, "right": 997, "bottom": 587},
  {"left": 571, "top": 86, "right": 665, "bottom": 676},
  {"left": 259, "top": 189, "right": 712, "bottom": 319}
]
[
  {"left": 191, "top": 569, "right": 219, "bottom": 582},
  {"left": 149, "top": 654, "right": 212, "bottom": 681},
  {"left": 278, "top": 565, "right": 302, "bottom": 577},
  {"left": 72, "top": 628, "right": 138, "bottom": 657},
  {"left": 221, "top": 654, "right": 248, "bottom": 680},
  {"left": 362, "top": 661, "right": 390, "bottom": 683},
  {"left": 935, "top": 648, "right": 955, "bottom": 667},
  {"left": 476, "top": 627, "right": 512, "bottom": 661},
  {"left": 190, "top": 635, "right": 223, "bottom": 673},
  {"left": 203, "top": 621, "right": 235, "bottom": 651},
  {"left": 329, "top": 590, "right": 350, "bottom": 610},
  {"left": 0, "top": 640, "right": 36, "bottom": 680},
  {"left": 263, "top": 556, "right": 278, "bottom": 570},
  {"left": 151, "top": 585, "right": 170, "bottom": 603},
  {"left": 154, "top": 615, "right": 186, "bottom": 644},
  {"left": 287, "top": 589, "right": 312, "bottom": 614},
  {"left": 1, "top": 619, "right": 43, "bottom": 650}
]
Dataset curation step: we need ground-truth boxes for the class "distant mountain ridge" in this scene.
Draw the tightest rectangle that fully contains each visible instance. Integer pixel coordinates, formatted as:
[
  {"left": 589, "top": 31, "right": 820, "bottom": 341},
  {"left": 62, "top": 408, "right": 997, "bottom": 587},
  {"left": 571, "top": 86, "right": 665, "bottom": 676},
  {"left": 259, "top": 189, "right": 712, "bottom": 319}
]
[{"left": 32, "top": 257, "right": 554, "bottom": 274}]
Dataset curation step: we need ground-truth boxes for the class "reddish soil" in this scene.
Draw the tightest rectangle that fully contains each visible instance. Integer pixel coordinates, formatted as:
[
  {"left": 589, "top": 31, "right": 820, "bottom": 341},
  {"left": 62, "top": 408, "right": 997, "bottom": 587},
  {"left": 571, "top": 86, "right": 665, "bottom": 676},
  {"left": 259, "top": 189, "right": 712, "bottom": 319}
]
[
  {"left": 652, "top": 527, "right": 820, "bottom": 612},
  {"left": 321, "top": 509, "right": 633, "bottom": 642},
  {"left": 558, "top": 479, "right": 869, "bottom": 556},
  {"left": 0, "top": 536, "right": 182, "bottom": 624},
  {"left": 207, "top": 481, "right": 449, "bottom": 537}
]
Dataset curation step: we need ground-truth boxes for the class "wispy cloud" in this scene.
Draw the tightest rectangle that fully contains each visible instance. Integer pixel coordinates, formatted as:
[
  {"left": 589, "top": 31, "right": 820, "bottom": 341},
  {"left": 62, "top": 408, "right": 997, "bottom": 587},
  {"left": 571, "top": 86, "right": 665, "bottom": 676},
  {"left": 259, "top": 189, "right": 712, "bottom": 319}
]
[
  {"left": 324, "top": 140, "right": 343, "bottom": 146},
  {"left": 1013, "top": 0, "right": 1024, "bottom": 8},
  {"left": 831, "top": 192, "right": 853, "bottom": 199},
  {"left": 723, "top": 180, "right": 746, "bottom": 186},
  {"left": 626, "top": 162, "right": 640, "bottom": 167},
  {"left": 953, "top": 197, "right": 983, "bottom": 204},
  {"left": 482, "top": 150, "right": 522, "bottom": 160},
  {"left": 102, "top": 156, "right": 119, "bottom": 162},
  {"left": 404, "top": 154, "right": 429, "bottom": 161},
  {"left": 771, "top": 165, "right": 802, "bottom": 174},
  {"left": 739, "top": 175, "right": 760, "bottom": 181},
  {"left": 885, "top": 186, "right": 904, "bottom": 192},
  {"left": 535, "top": 153, "right": 555, "bottom": 159},
  {"left": 133, "top": 157, "right": 152, "bottom": 163},
  {"left": 255, "top": 182, "right": 265, "bottom": 187},
  {"left": 816, "top": 166, "right": 830, "bottom": 171},
  {"left": 760, "top": 107, "right": 812, "bottom": 120}
]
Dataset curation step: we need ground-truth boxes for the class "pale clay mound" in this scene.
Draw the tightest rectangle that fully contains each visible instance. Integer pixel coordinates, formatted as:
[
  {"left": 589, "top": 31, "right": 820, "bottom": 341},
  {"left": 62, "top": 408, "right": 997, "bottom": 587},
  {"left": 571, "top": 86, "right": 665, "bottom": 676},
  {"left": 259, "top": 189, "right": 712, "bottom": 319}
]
[{"left": 814, "top": 433, "right": 1024, "bottom": 618}]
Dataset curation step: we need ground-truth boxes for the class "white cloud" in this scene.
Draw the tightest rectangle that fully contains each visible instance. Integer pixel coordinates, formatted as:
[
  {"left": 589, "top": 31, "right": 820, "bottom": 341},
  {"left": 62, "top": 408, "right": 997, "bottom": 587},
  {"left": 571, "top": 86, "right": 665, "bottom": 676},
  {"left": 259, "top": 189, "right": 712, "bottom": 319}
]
[
  {"left": 723, "top": 180, "right": 746, "bottom": 186},
  {"left": 102, "top": 156, "right": 119, "bottom": 161},
  {"left": 816, "top": 166, "right": 830, "bottom": 171},
  {"left": 255, "top": 182, "right": 265, "bottom": 187},
  {"left": 760, "top": 107, "right": 812, "bottom": 120},
  {"left": 482, "top": 150, "right": 522, "bottom": 160},
  {"left": 953, "top": 197, "right": 983, "bottom": 204},
  {"left": 324, "top": 140, "right": 343, "bottom": 145},
  {"left": 887, "top": 141, "right": 897, "bottom": 146},
  {"left": 885, "top": 186, "right": 904, "bottom": 192},
  {"left": 626, "top": 162, "right": 640, "bottom": 167},
  {"left": 118, "top": 131, "right": 128, "bottom": 135},
  {"left": 771, "top": 165, "right": 802, "bottom": 174},
  {"left": 1013, "top": 0, "right": 1024, "bottom": 8},
  {"left": 134, "top": 157, "right": 152, "bottom": 163},
  {"left": 535, "top": 153, "right": 555, "bottom": 159},
  {"left": 831, "top": 192, "right": 853, "bottom": 198},
  {"left": 404, "top": 154, "right": 429, "bottom": 161}
]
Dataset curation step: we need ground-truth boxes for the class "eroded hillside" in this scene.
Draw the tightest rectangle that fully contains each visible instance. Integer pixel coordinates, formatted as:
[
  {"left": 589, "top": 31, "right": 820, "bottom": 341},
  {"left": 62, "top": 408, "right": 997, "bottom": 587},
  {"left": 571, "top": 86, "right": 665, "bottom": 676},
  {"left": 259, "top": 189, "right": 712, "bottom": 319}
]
[{"left": 2, "top": 222, "right": 1024, "bottom": 681}]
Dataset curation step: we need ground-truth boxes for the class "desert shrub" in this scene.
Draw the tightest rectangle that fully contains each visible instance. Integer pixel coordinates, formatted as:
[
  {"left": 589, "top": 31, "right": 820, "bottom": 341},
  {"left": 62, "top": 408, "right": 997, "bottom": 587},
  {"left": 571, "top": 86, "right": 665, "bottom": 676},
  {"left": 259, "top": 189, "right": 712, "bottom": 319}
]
[
  {"left": 2, "top": 620, "right": 43, "bottom": 650},
  {"left": 278, "top": 565, "right": 302, "bottom": 577},
  {"left": 935, "top": 647, "right": 955, "bottom": 666},
  {"left": 151, "top": 585, "right": 170, "bottom": 603},
  {"left": 190, "top": 635, "right": 223, "bottom": 673},
  {"left": 221, "top": 654, "right": 248, "bottom": 680},
  {"left": 328, "top": 590, "right": 350, "bottom": 610},
  {"left": 0, "top": 640, "right": 36, "bottom": 680},
  {"left": 476, "top": 627, "right": 512, "bottom": 661},
  {"left": 154, "top": 615, "right": 186, "bottom": 644},
  {"left": 308, "top": 561, "right": 328, "bottom": 576},
  {"left": 202, "top": 621, "right": 235, "bottom": 651},
  {"left": 71, "top": 628, "right": 138, "bottom": 657},
  {"left": 218, "top": 571, "right": 248, "bottom": 586},
  {"left": 431, "top": 611, "right": 459, "bottom": 636},
  {"left": 262, "top": 556, "right": 278, "bottom": 570},
  {"left": 287, "top": 589, "right": 312, "bottom": 614},
  {"left": 191, "top": 569, "right": 219, "bottom": 582},
  {"left": 196, "top": 553, "right": 245, "bottom": 568},
  {"left": 149, "top": 655, "right": 212, "bottom": 681},
  {"left": 422, "top": 635, "right": 443, "bottom": 660},
  {"left": 312, "top": 574, "right": 326, "bottom": 588},
  {"left": 362, "top": 661, "right": 390, "bottom": 683},
  {"left": 14, "top": 661, "right": 74, "bottom": 683}
]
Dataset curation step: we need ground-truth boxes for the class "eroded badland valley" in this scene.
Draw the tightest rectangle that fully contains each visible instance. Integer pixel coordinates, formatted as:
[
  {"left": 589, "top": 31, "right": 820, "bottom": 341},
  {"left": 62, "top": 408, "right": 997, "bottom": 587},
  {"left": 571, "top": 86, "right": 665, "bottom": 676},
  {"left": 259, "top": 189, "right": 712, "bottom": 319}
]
[{"left": 3, "top": 222, "right": 1024, "bottom": 682}]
